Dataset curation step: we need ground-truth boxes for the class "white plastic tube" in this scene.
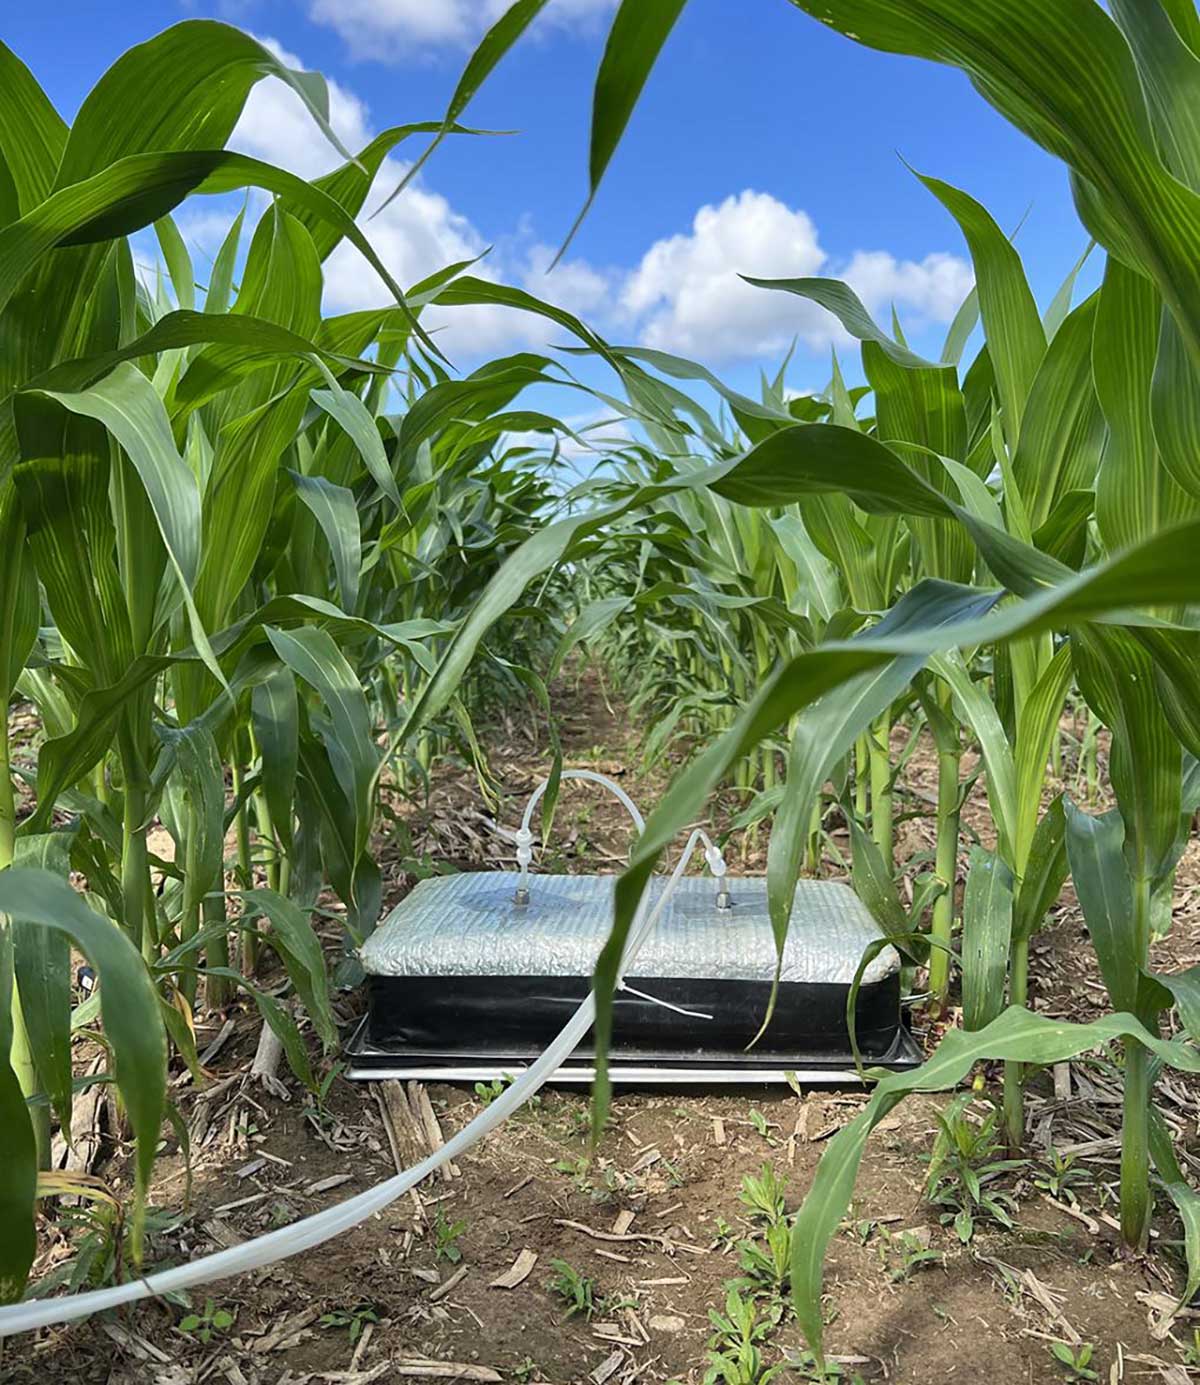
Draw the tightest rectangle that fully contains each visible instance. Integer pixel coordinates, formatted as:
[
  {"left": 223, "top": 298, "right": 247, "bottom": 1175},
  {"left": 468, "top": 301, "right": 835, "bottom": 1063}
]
[
  {"left": 0, "top": 810, "right": 713, "bottom": 1337},
  {"left": 514, "top": 768, "right": 646, "bottom": 901}
]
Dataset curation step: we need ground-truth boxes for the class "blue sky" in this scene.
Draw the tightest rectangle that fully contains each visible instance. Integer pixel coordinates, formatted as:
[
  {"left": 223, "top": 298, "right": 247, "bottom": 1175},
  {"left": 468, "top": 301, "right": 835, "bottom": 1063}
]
[{"left": 10, "top": 1, "right": 1093, "bottom": 408}]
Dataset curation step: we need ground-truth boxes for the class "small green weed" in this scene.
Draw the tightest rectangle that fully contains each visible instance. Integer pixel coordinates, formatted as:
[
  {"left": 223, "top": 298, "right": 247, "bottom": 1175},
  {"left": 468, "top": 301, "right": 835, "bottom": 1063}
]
[
  {"left": 1049, "top": 1341, "right": 1099, "bottom": 1380},
  {"left": 318, "top": 1303, "right": 379, "bottom": 1344},
  {"left": 925, "top": 1094, "right": 1021, "bottom": 1243},
  {"left": 747, "top": 1110, "right": 778, "bottom": 1146},
  {"left": 177, "top": 1298, "right": 236, "bottom": 1344},
  {"left": 432, "top": 1209, "right": 466, "bottom": 1263},
  {"left": 732, "top": 1222, "right": 791, "bottom": 1298},
  {"left": 739, "top": 1163, "right": 787, "bottom": 1226},
  {"left": 548, "top": 1259, "right": 598, "bottom": 1320}
]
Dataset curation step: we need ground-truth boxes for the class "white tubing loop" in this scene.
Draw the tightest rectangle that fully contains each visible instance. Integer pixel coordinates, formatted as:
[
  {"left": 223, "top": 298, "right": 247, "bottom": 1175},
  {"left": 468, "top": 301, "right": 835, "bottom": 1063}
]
[
  {"left": 514, "top": 768, "right": 646, "bottom": 902},
  {"left": 0, "top": 821, "right": 717, "bottom": 1337}
]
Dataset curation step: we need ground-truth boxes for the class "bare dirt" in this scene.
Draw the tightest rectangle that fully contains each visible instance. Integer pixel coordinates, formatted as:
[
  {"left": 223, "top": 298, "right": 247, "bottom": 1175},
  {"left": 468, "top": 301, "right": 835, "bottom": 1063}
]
[{"left": 5, "top": 666, "right": 1200, "bottom": 1384}]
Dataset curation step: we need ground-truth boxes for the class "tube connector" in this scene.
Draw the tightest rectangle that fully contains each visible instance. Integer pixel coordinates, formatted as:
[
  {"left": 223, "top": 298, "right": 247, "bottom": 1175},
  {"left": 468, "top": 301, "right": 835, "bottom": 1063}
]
[
  {"left": 514, "top": 826, "right": 535, "bottom": 905},
  {"left": 705, "top": 842, "right": 731, "bottom": 909}
]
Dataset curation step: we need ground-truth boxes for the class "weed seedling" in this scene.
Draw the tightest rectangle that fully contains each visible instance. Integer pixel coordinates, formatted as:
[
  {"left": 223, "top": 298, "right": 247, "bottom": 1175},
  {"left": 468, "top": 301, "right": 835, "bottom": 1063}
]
[
  {"left": 1049, "top": 1341, "right": 1099, "bottom": 1380},
  {"left": 432, "top": 1209, "right": 466, "bottom": 1263},
  {"left": 748, "top": 1110, "right": 778, "bottom": 1146},
  {"left": 739, "top": 1163, "right": 787, "bottom": 1226},
  {"left": 548, "top": 1259, "right": 598, "bottom": 1320},
  {"left": 1033, "top": 1149, "right": 1093, "bottom": 1204},
  {"left": 786, "top": 1351, "right": 866, "bottom": 1384},
  {"left": 177, "top": 1298, "right": 236, "bottom": 1344},
  {"left": 880, "top": 1229, "right": 942, "bottom": 1282},
  {"left": 712, "top": 1216, "right": 740, "bottom": 1252},
  {"left": 705, "top": 1288, "right": 784, "bottom": 1384},
  {"left": 925, "top": 1095, "right": 1021, "bottom": 1243},
  {"left": 733, "top": 1222, "right": 792, "bottom": 1298},
  {"left": 319, "top": 1303, "right": 380, "bottom": 1344},
  {"left": 474, "top": 1075, "right": 510, "bottom": 1104}
]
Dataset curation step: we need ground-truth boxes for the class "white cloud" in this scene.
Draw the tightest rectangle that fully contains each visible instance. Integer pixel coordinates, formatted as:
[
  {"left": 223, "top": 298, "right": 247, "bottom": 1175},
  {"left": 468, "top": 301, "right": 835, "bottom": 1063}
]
[
  {"left": 622, "top": 191, "right": 826, "bottom": 359},
  {"left": 231, "top": 36, "right": 372, "bottom": 179},
  {"left": 170, "top": 42, "right": 973, "bottom": 372},
  {"left": 843, "top": 249, "right": 975, "bottom": 329},
  {"left": 307, "top": 0, "right": 616, "bottom": 61},
  {"left": 621, "top": 189, "right": 973, "bottom": 362}
]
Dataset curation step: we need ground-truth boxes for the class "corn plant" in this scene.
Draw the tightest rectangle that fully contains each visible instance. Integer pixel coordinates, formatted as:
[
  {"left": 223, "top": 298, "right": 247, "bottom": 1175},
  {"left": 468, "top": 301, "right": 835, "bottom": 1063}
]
[
  {"left": 433, "top": 0, "right": 1200, "bottom": 1367},
  {"left": 0, "top": 20, "right": 589, "bottom": 1308}
]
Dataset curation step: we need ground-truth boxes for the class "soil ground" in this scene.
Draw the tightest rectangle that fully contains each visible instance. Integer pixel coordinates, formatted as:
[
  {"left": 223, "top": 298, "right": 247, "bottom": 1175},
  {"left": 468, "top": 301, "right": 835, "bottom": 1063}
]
[{"left": 5, "top": 665, "right": 1200, "bottom": 1385}]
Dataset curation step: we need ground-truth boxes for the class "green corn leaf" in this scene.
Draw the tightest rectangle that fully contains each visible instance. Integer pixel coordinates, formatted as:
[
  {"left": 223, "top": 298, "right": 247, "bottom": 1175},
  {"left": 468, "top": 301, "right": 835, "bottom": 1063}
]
[
  {"left": 312, "top": 376, "right": 400, "bottom": 510},
  {"left": 1042, "top": 241, "right": 1095, "bottom": 341},
  {"left": 1012, "top": 641, "right": 1074, "bottom": 869},
  {"left": 742, "top": 274, "right": 941, "bottom": 371},
  {"left": 559, "top": 0, "right": 688, "bottom": 260},
  {"left": 157, "top": 722, "right": 226, "bottom": 918},
  {"left": 0, "top": 868, "right": 166, "bottom": 1293},
  {"left": 54, "top": 21, "right": 356, "bottom": 188},
  {"left": 0, "top": 1037, "right": 35, "bottom": 1302},
  {"left": 204, "top": 203, "right": 244, "bottom": 316},
  {"left": 1072, "top": 625, "right": 1182, "bottom": 885},
  {"left": 787, "top": 0, "right": 1200, "bottom": 365},
  {"left": 252, "top": 668, "right": 300, "bottom": 857},
  {"left": 929, "top": 649, "right": 1018, "bottom": 865},
  {"left": 1031, "top": 489, "right": 1094, "bottom": 569},
  {"left": 292, "top": 472, "right": 362, "bottom": 613},
  {"left": 1108, "top": 0, "right": 1200, "bottom": 191},
  {"left": 153, "top": 215, "right": 194, "bottom": 312},
  {"left": 204, "top": 966, "right": 316, "bottom": 1091},
  {"left": 376, "top": 0, "right": 549, "bottom": 214},
  {"left": 266, "top": 625, "right": 377, "bottom": 865},
  {"left": 764, "top": 584, "right": 994, "bottom": 969},
  {"left": 915, "top": 171, "right": 1045, "bottom": 452},
  {"left": 550, "top": 596, "right": 633, "bottom": 679},
  {"left": 0, "top": 40, "right": 66, "bottom": 216},
  {"left": 960, "top": 847, "right": 1015, "bottom": 1030},
  {"left": 241, "top": 889, "right": 335, "bottom": 1048},
  {"left": 0, "top": 149, "right": 429, "bottom": 350},
  {"left": 1064, "top": 799, "right": 1143, "bottom": 1015},
  {"left": 1148, "top": 1105, "right": 1200, "bottom": 1306},
  {"left": 790, "top": 1007, "right": 1200, "bottom": 1361},
  {"left": 0, "top": 488, "right": 37, "bottom": 701},
  {"left": 1012, "top": 794, "right": 1068, "bottom": 943},
  {"left": 36, "top": 309, "right": 390, "bottom": 402},
  {"left": 290, "top": 122, "right": 489, "bottom": 263},
  {"left": 1095, "top": 258, "right": 1200, "bottom": 549},
  {"left": 20, "top": 361, "right": 226, "bottom": 689},
  {"left": 847, "top": 816, "right": 917, "bottom": 957},
  {"left": 11, "top": 831, "right": 75, "bottom": 1137},
  {"left": 1150, "top": 307, "right": 1200, "bottom": 503},
  {"left": 1011, "top": 293, "right": 1103, "bottom": 532}
]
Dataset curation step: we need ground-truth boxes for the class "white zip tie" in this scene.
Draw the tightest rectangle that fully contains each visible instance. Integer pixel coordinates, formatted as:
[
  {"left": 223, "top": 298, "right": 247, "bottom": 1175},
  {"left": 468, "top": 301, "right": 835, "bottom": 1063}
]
[{"left": 617, "top": 979, "right": 714, "bottom": 1021}]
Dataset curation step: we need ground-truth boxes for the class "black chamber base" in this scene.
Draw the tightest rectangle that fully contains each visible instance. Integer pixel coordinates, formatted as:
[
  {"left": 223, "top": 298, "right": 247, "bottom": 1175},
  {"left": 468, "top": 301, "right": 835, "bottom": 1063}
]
[{"left": 359, "top": 971, "right": 909, "bottom": 1068}]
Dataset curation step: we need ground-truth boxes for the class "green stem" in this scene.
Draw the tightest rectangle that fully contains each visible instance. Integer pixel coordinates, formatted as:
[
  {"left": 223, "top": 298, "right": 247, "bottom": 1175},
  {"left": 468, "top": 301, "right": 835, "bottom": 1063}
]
[
  {"left": 180, "top": 828, "right": 201, "bottom": 1010},
  {"left": 854, "top": 734, "right": 869, "bottom": 822},
  {"left": 1121, "top": 1040, "right": 1153, "bottom": 1251},
  {"left": 231, "top": 757, "right": 257, "bottom": 974},
  {"left": 869, "top": 711, "right": 893, "bottom": 867},
  {"left": 203, "top": 891, "right": 232, "bottom": 1011},
  {"left": 929, "top": 737, "right": 961, "bottom": 1014},
  {"left": 1120, "top": 875, "right": 1154, "bottom": 1251},
  {"left": 118, "top": 726, "right": 154, "bottom": 963},
  {"left": 2, "top": 728, "right": 50, "bottom": 1167},
  {"left": 1003, "top": 937, "right": 1029, "bottom": 1152}
]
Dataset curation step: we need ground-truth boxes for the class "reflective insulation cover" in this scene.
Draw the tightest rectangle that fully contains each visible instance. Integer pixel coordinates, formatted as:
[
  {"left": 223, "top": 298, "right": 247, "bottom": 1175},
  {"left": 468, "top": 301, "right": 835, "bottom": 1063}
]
[{"left": 355, "top": 873, "right": 916, "bottom": 1071}]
